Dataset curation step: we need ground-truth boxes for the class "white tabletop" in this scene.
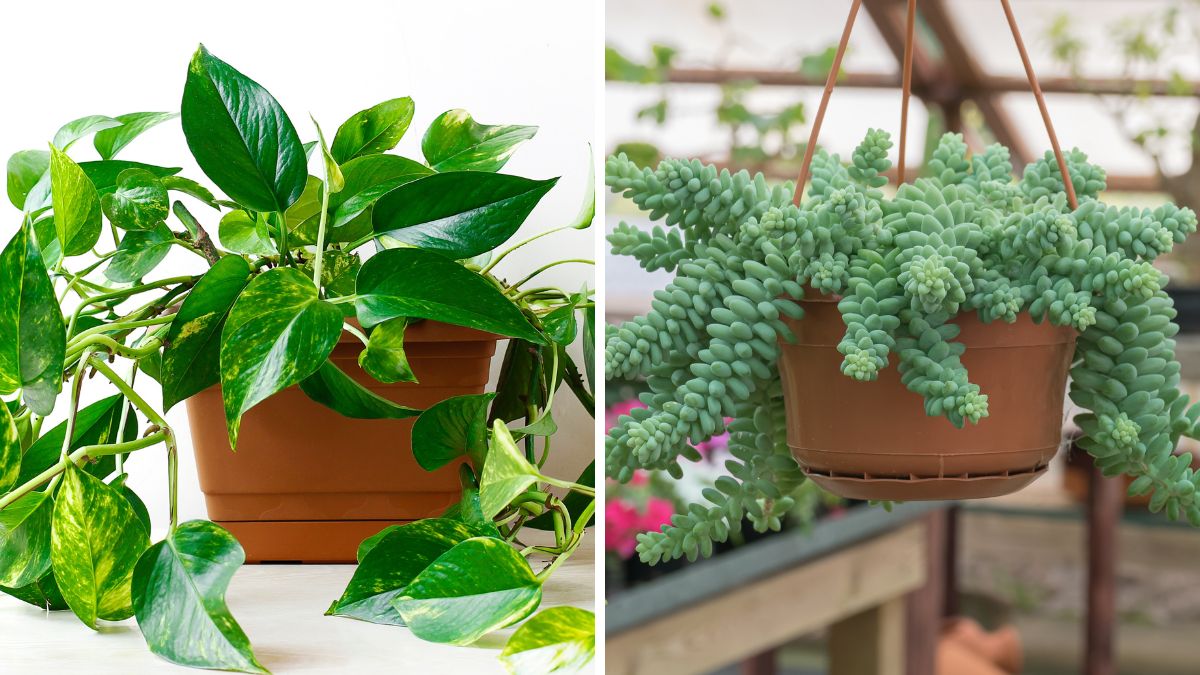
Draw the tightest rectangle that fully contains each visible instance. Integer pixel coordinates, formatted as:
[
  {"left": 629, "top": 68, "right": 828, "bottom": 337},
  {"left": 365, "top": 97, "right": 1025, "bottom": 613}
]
[{"left": 0, "top": 542, "right": 596, "bottom": 674}]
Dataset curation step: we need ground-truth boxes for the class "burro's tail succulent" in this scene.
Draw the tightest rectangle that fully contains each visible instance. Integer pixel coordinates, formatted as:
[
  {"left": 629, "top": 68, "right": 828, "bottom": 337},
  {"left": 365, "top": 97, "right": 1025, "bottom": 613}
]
[{"left": 606, "top": 130, "right": 1200, "bottom": 564}]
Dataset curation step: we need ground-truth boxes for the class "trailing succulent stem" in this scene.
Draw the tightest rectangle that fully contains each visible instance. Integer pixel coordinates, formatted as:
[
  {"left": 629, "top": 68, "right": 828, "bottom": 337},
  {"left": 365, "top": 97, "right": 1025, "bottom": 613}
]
[{"left": 607, "top": 129, "right": 1200, "bottom": 563}]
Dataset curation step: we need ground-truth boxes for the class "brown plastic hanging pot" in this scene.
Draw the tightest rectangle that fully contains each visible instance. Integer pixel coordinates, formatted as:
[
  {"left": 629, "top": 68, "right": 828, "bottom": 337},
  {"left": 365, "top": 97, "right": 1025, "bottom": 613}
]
[
  {"left": 777, "top": 0, "right": 1082, "bottom": 500},
  {"left": 185, "top": 321, "right": 501, "bottom": 563},
  {"left": 778, "top": 293, "right": 1077, "bottom": 501}
]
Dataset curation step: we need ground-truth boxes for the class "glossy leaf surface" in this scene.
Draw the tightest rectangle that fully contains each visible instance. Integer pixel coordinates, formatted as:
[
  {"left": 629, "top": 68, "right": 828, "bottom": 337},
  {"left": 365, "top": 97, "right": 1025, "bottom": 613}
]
[
  {"left": 6, "top": 150, "right": 49, "bottom": 210},
  {"left": 104, "top": 223, "right": 173, "bottom": 282},
  {"left": 0, "top": 491, "right": 54, "bottom": 588},
  {"left": 94, "top": 112, "right": 178, "bottom": 160},
  {"left": 330, "top": 97, "right": 415, "bottom": 163},
  {"left": 422, "top": 109, "right": 536, "bottom": 172},
  {"left": 0, "top": 227, "right": 66, "bottom": 415},
  {"left": 298, "top": 360, "right": 420, "bottom": 420},
  {"left": 392, "top": 536, "right": 542, "bottom": 645},
  {"left": 372, "top": 172, "right": 556, "bottom": 259},
  {"left": 219, "top": 210, "right": 277, "bottom": 255},
  {"left": 181, "top": 45, "right": 306, "bottom": 212},
  {"left": 161, "top": 255, "right": 252, "bottom": 411},
  {"left": 219, "top": 267, "right": 341, "bottom": 447},
  {"left": 328, "top": 518, "right": 479, "bottom": 625},
  {"left": 411, "top": 393, "right": 495, "bottom": 471},
  {"left": 53, "top": 115, "right": 122, "bottom": 151},
  {"left": 132, "top": 520, "right": 267, "bottom": 673},
  {"left": 0, "top": 571, "right": 68, "bottom": 611},
  {"left": 50, "top": 145, "right": 103, "bottom": 256},
  {"left": 79, "top": 160, "right": 181, "bottom": 196},
  {"left": 354, "top": 248, "right": 543, "bottom": 343},
  {"left": 101, "top": 168, "right": 170, "bottom": 230},
  {"left": 0, "top": 387, "right": 21, "bottom": 493},
  {"left": 358, "top": 317, "right": 416, "bottom": 384},
  {"left": 500, "top": 606, "right": 596, "bottom": 675},
  {"left": 479, "top": 420, "right": 541, "bottom": 519},
  {"left": 51, "top": 463, "right": 150, "bottom": 627},
  {"left": 327, "top": 154, "right": 431, "bottom": 241}
]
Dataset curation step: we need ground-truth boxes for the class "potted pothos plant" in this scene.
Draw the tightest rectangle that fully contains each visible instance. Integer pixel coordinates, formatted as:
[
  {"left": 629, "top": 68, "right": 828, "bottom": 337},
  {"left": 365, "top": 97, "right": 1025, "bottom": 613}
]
[
  {"left": 605, "top": 129, "right": 1200, "bottom": 565},
  {"left": 0, "top": 44, "right": 595, "bottom": 673}
]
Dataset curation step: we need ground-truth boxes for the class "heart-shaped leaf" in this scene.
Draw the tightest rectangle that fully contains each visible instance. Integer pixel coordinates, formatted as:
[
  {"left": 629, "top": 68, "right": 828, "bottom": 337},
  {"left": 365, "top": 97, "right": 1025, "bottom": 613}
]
[
  {"left": 220, "top": 267, "right": 342, "bottom": 447},
  {"left": 0, "top": 491, "right": 54, "bottom": 588},
  {"left": 219, "top": 210, "right": 277, "bottom": 255},
  {"left": 441, "top": 477, "right": 503, "bottom": 538},
  {"left": 331, "top": 97, "right": 415, "bottom": 163},
  {"left": 181, "top": 45, "right": 307, "bottom": 213},
  {"left": 392, "top": 536, "right": 542, "bottom": 645},
  {"left": 283, "top": 176, "right": 323, "bottom": 245},
  {"left": 326, "top": 154, "right": 432, "bottom": 242},
  {"left": 79, "top": 160, "right": 181, "bottom": 196},
  {"left": 50, "top": 145, "right": 103, "bottom": 257},
  {"left": 51, "top": 462, "right": 150, "bottom": 627},
  {"left": 0, "top": 227, "right": 66, "bottom": 415},
  {"left": 132, "top": 520, "right": 267, "bottom": 673},
  {"left": 17, "top": 395, "right": 134, "bottom": 487},
  {"left": 359, "top": 317, "right": 416, "bottom": 384},
  {"left": 298, "top": 360, "right": 421, "bottom": 420},
  {"left": 302, "top": 249, "right": 359, "bottom": 299},
  {"left": 542, "top": 302, "right": 579, "bottom": 346},
  {"left": 7, "top": 150, "right": 50, "bottom": 210},
  {"left": 328, "top": 518, "right": 480, "bottom": 625},
  {"left": 479, "top": 420, "right": 541, "bottom": 519},
  {"left": 373, "top": 172, "right": 557, "bottom": 259},
  {"left": 101, "top": 168, "right": 170, "bottom": 230},
  {"left": 0, "top": 390, "right": 21, "bottom": 493},
  {"left": 500, "top": 606, "right": 596, "bottom": 674},
  {"left": 94, "top": 112, "right": 178, "bottom": 160},
  {"left": 411, "top": 393, "right": 495, "bottom": 471},
  {"left": 353, "top": 247, "right": 543, "bottom": 343},
  {"left": 1, "top": 570, "right": 69, "bottom": 611},
  {"left": 53, "top": 115, "right": 123, "bottom": 152},
  {"left": 422, "top": 109, "right": 536, "bottom": 172},
  {"left": 105, "top": 223, "right": 174, "bottom": 282},
  {"left": 161, "top": 256, "right": 252, "bottom": 411}
]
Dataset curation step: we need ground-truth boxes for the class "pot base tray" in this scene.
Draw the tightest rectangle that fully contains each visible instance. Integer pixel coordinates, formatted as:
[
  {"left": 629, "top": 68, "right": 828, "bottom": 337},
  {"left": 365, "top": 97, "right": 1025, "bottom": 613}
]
[
  {"left": 218, "top": 520, "right": 409, "bottom": 564},
  {"left": 803, "top": 464, "right": 1048, "bottom": 501}
]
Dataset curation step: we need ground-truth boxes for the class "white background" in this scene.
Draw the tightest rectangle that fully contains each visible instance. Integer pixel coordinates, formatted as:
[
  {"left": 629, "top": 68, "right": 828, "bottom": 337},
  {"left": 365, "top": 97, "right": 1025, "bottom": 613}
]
[{"left": 0, "top": 0, "right": 598, "bottom": 538}]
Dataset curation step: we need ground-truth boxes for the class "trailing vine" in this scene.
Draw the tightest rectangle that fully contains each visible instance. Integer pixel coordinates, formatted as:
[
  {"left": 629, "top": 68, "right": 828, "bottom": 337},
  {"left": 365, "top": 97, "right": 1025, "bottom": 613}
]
[{"left": 607, "top": 130, "right": 1200, "bottom": 564}]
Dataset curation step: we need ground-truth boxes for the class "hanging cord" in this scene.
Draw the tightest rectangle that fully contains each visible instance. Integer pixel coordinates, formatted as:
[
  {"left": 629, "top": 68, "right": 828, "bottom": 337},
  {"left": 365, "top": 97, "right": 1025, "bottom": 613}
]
[
  {"left": 999, "top": 0, "right": 1078, "bottom": 209},
  {"left": 793, "top": 0, "right": 864, "bottom": 205},
  {"left": 897, "top": 0, "right": 917, "bottom": 184}
]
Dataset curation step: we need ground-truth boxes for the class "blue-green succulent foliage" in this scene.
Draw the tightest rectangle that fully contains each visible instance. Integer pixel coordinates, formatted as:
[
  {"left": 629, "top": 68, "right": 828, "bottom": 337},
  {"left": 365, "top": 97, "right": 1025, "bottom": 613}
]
[{"left": 606, "top": 130, "right": 1200, "bottom": 564}]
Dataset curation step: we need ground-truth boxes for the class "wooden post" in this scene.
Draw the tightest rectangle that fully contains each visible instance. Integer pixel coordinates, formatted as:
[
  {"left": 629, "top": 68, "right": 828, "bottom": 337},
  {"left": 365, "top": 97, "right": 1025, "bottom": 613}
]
[
  {"left": 830, "top": 597, "right": 907, "bottom": 675},
  {"left": 1085, "top": 463, "right": 1122, "bottom": 675},
  {"left": 739, "top": 650, "right": 777, "bottom": 675},
  {"left": 905, "top": 510, "right": 948, "bottom": 675}
]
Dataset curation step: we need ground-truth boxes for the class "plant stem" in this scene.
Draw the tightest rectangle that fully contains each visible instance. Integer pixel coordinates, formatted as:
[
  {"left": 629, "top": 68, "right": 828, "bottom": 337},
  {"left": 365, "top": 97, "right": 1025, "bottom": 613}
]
[
  {"left": 66, "top": 276, "right": 195, "bottom": 337},
  {"left": 89, "top": 357, "right": 168, "bottom": 429},
  {"left": 535, "top": 499, "right": 595, "bottom": 582},
  {"left": 481, "top": 224, "right": 578, "bottom": 275},
  {"left": 68, "top": 315, "right": 175, "bottom": 347},
  {"left": 342, "top": 322, "right": 369, "bottom": 346},
  {"left": 312, "top": 175, "right": 333, "bottom": 290},
  {"left": 505, "top": 259, "right": 594, "bottom": 291},
  {"left": 0, "top": 432, "right": 168, "bottom": 510},
  {"left": 114, "top": 364, "right": 138, "bottom": 475},
  {"left": 66, "top": 335, "right": 162, "bottom": 365},
  {"left": 58, "top": 354, "right": 93, "bottom": 463},
  {"left": 537, "top": 474, "right": 596, "bottom": 496}
]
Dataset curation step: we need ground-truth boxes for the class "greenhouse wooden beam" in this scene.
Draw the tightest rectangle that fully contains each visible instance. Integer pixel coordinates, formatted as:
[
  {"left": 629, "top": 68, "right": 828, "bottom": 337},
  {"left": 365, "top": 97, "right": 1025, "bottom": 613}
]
[{"left": 652, "top": 69, "right": 1200, "bottom": 98}]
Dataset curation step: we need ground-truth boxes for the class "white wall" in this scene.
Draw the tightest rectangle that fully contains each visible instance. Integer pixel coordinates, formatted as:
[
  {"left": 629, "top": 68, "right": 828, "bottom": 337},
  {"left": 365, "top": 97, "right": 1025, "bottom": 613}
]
[{"left": 0, "top": 0, "right": 597, "bottom": 537}]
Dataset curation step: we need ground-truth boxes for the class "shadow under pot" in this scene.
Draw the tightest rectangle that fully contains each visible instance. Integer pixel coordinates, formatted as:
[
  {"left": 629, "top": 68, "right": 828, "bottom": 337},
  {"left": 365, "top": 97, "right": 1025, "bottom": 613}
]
[
  {"left": 778, "top": 292, "right": 1077, "bottom": 501},
  {"left": 185, "top": 321, "right": 502, "bottom": 563}
]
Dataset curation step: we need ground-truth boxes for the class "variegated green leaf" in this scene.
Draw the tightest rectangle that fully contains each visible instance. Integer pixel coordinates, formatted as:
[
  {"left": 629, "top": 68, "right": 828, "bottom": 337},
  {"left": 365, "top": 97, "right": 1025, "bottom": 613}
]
[
  {"left": 1, "top": 570, "right": 69, "bottom": 611},
  {"left": 49, "top": 145, "right": 103, "bottom": 257},
  {"left": 0, "top": 227, "right": 66, "bottom": 415},
  {"left": 327, "top": 518, "right": 479, "bottom": 626},
  {"left": 411, "top": 393, "right": 495, "bottom": 471},
  {"left": 104, "top": 223, "right": 174, "bottom": 282},
  {"left": 500, "top": 606, "right": 596, "bottom": 674},
  {"left": 100, "top": 168, "right": 170, "bottom": 230},
  {"left": 479, "top": 420, "right": 540, "bottom": 518},
  {"left": 392, "top": 536, "right": 542, "bottom": 645},
  {"left": 0, "top": 400, "right": 18, "bottom": 493},
  {"left": 51, "top": 463, "right": 150, "bottom": 627},
  {"left": 359, "top": 317, "right": 416, "bottom": 384},
  {"left": 331, "top": 97, "right": 415, "bottom": 163},
  {"left": 94, "top": 112, "right": 178, "bottom": 160},
  {"left": 160, "top": 255, "right": 252, "bottom": 411},
  {"left": 421, "top": 109, "right": 536, "bottom": 172},
  {"left": 132, "top": 520, "right": 267, "bottom": 673},
  {"left": 53, "top": 115, "right": 122, "bottom": 152},
  {"left": 297, "top": 360, "right": 420, "bottom": 420},
  {"left": 6, "top": 149, "right": 49, "bottom": 210},
  {"left": 219, "top": 267, "right": 342, "bottom": 447},
  {"left": 0, "top": 490, "right": 54, "bottom": 588},
  {"left": 219, "top": 210, "right": 277, "bottom": 256}
]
